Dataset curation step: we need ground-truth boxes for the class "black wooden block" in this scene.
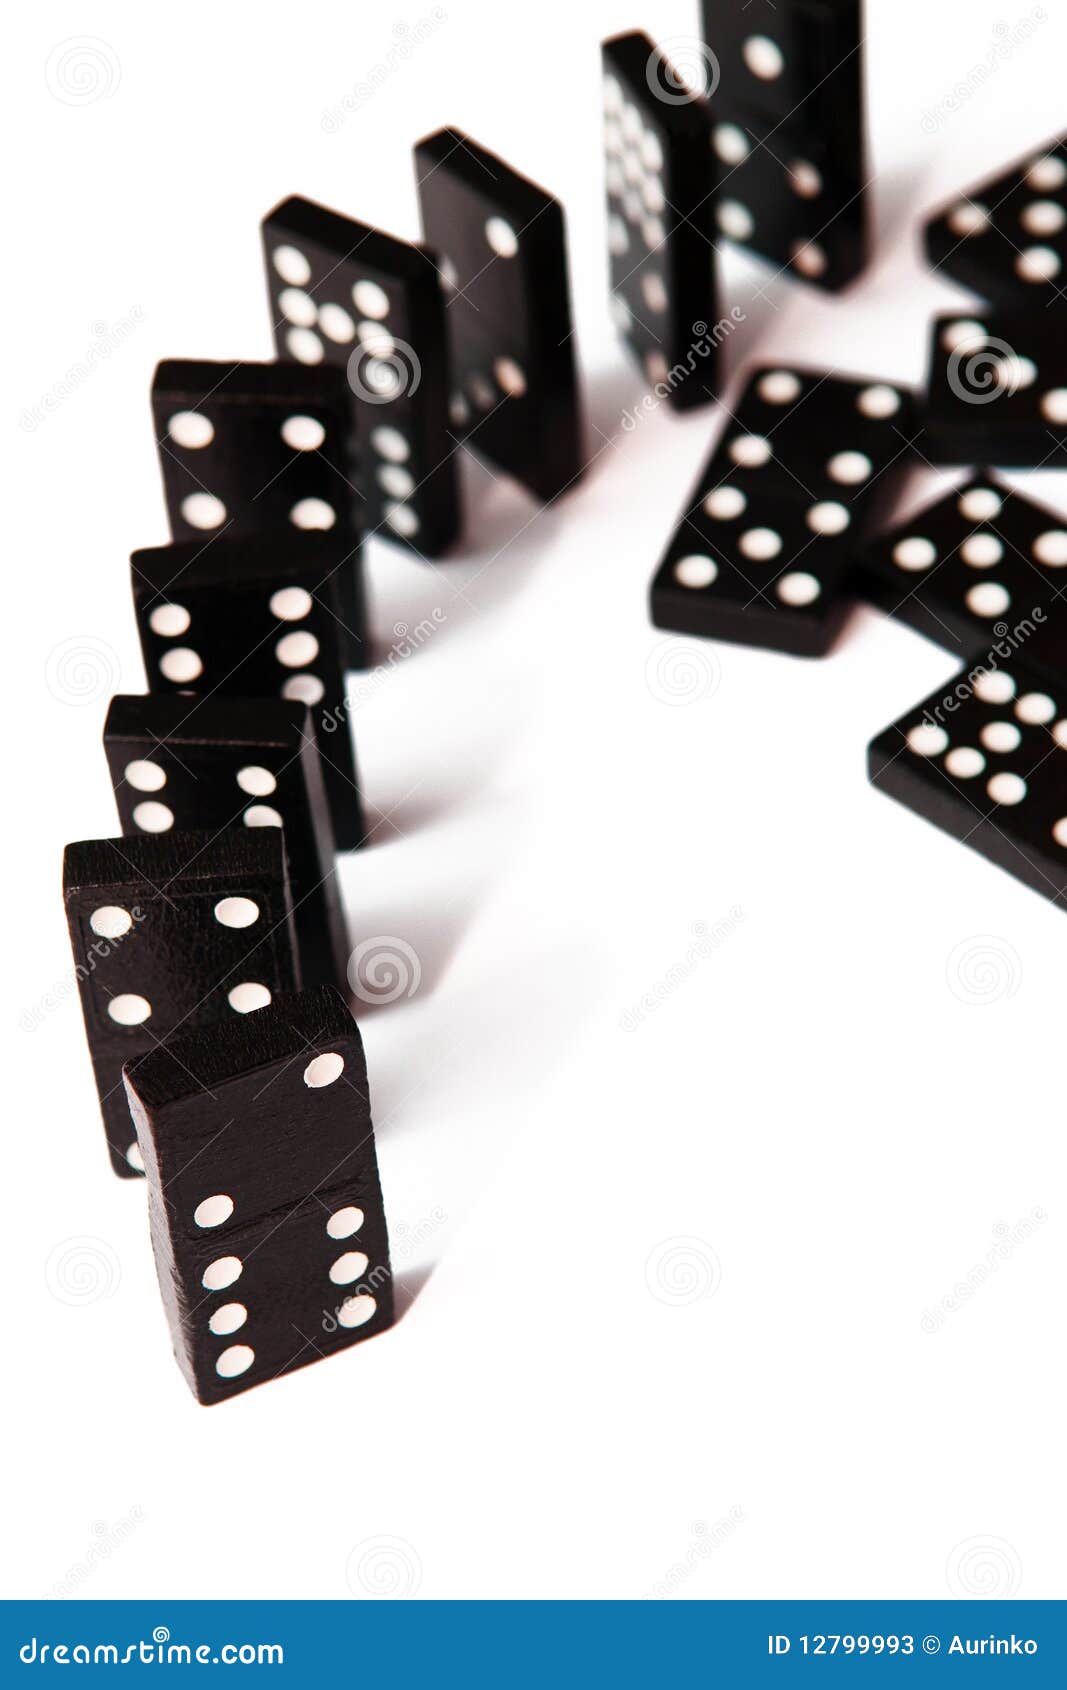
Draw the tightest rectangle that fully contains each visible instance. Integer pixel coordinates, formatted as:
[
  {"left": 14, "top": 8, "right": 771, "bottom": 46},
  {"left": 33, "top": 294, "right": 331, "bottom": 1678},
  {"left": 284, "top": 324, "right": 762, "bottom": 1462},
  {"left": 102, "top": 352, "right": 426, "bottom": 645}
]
[
  {"left": 924, "top": 135, "right": 1067, "bottom": 307},
  {"left": 650, "top": 483, "right": 857, "bottom": 656},
  {"left": 414, "top": 126, "right": 584, "bottom": 503},
  {"left": 856, "top": 472, "right": 1067, "bottom": 688},
  {"left": 925, "top": 311, "right": 1067, "bottom": 468},
  {"left": 130, "top": 532, "right": 365, "bottom": 850},
  {"left": 711, "top": 365, "right": 919, "bottom": 517},
  {"left": 262, "top": 194, "right": 461, "bottom": 556},
  {"left": 63, "top": 829, "right": 299, "bottom": 1178},
  {"left": 710, "top": 108, "right": 867, "bottom": 291},
  {"left": 124, "top": 986, "right": 393, "bottom": 1405},
  {"left": 601, "top": 31, "right": 718, "bottom": 408},
  {"left": 700, "top": 0, "right": 865, "bottom": 163},
  {"left": 103, "top": 693, "right": 349, "bottom": 996},
  {"left": 150, "top": 357, "right": 364, "bottom": 666},
  {"left": 869, "top": 662, "right": 1067, "bottom": 912}
]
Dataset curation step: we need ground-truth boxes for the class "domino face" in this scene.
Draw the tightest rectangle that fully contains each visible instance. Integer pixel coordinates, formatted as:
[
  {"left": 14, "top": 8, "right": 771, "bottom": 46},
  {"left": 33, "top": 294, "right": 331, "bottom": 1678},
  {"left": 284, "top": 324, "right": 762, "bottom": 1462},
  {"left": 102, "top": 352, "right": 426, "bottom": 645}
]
[
  {"left": 414, "top": 127, "right": 583, "bottom": 503},
  {"left": 701, "top": 1, "right": 868, "bottom": 291},
  {"left": 63, "top": 830, "right": 299, "bottom": 1178},
  {"left": 925, "top": 312, "right": 1067, "bottom": 468},
  {"left": 700, "top": 0, "right": 863, "bottom": 151},
  {"left": 124, "top": 987, "right": 393, "bottom": 1405},
  {"left": 150, "top": 358, "right": 364, "bottom": 666},
  {"left": 130, "top": 533, "right": 365, "bottom": 851},
  {"left": 103, "top": 694, "right": 349, "bottom": 998},
  {"left": 710, "top": 112, "right": 867, "bottom": 291},
  {"left": 869, "top": 663, "right": 1067, "bottom": 912},
  {"left": 856, "top": 474, "right": 1067, "bottom": 686},
  {"left": 650, "top": 482, "right": 856, "bottom": 655},
  {"left": 924, "top": 136, "right": 1067, "bottom": 307},
  {"left": 647, "top": 364, "right": 916, "bottom": 656},
  {"left": 709, "top": 365, "right": 918, "bottom": 519},
  {"left": 602, "top": 32, "right": 718, "bottom": 408},
  {"left": 262, "top": 195, "right": 461, "bottom": 557}
]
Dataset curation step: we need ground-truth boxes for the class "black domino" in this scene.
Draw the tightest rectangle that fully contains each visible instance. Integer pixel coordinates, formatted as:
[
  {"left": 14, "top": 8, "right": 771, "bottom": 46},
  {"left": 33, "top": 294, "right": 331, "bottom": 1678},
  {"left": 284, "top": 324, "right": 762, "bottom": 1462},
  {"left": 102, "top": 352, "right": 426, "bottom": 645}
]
[
  {"left": 710, "top": 111, "right": 867, "bottom": 291},
  {"left": 130, "top": 532, "right": 365, "bottom": 850},
  {"left": 103, "top": 693, "right": 349, "bottom": 996},
  {"left": 701, "top": 0, "right": 868, "bottom": 291},
  {"left": 651, "top": 483, "right": 859, "bottom": 655},
  {"left": 701, "top": 0, "right": 864, "bottom": 155},
  {"left": 869, "top": 662, "right": 1067, "bottom": 912},
  {"left": 710, "top": 365, "right": 919, "bottom": 515},
  {"left": 856, "top": 472, "right": 1067, "bottom": 687},
  {"left": 124, "top": 986, "right": 392, "bottom": 1404},
  {"left": 150, "top": 358, "right": 365, "bottom": 665},
  {"left": 925, "top": 311, "right": 1067, "bottom": 468},
  {"left": 602, "top": 31, "right": 718, "bottom": 408},
  {"left": 924, "top": 135, "right": 1067, "bottom": 306},
  {"left": 262, "top": 195, "right": 461, "bottom": 556},
  {"left": 414, "top": 126, "right": 584, "bottom": 503},
  {"left": 63, "top": 829, "right": 299, "bottom": 1177},
  {"left": 649, "top": 364, "right": 916, "bottom": 655}
]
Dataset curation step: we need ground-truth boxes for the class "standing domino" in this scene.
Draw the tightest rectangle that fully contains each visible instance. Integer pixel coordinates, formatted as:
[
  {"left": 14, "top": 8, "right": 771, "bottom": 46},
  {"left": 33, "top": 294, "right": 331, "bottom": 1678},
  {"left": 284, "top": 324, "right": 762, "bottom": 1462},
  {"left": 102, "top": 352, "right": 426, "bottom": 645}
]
[
  {"left": 700, "top": 0, "right": 864, "bottom": 159},
  {"left": 601, "top": 32, "right": 718, "bottom": 407},
  {"left": 131, "top": 533, "right": 365, "bottom": 851},
  {"left": 104, "top": 694, "right": 350, "bottom": 996},
  {"left": 262, "top": 195, "right": 461, "bottom": 556},
  {"left": 151, "top": 358, "right": 365, "bottom": 666},
  {"left": 414, "top": 127, "right": 584, "bottom": 503},
  {"left": 124, "top": 986, "right": 393, "bottom": 1404},
  {"left": 63, "top": 830, "right": 299, "bottom": 1177},
  {"left": 701, "top": 0, "right": 869, "bottom": 290}
]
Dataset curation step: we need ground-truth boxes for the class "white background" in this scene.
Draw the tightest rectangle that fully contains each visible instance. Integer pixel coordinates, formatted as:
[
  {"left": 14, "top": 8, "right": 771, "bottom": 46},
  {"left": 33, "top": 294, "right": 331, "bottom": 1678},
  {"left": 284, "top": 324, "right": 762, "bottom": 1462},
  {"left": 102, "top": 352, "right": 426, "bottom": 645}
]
[{"left": 5, "top": 0, "right": 1065, "bottom": 1601}]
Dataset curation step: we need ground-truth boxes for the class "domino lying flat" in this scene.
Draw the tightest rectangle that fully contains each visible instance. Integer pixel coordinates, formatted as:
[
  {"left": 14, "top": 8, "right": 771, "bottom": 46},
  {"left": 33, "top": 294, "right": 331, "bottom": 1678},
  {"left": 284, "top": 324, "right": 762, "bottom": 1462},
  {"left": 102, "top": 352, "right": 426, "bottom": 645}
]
[
  {"left": 924, "top": 134, "right": 1067, "bottom": 306},
  {"left": 650, "top": 482, "right": 858, "bottom": 656},
  {"left": 701, "top": 0, "right": 869, "bottom": 291},
  {"left": 414, "top": 126, "right": 584, "bottom": 503},
  {"left": 869, "top": 663, "right": 1067, "bottom": 913},
  {"left": 925, "top": 311, "right": 1067, "bottom": 468},
  {"left": 650, "top": 365, "right": 918, "bottom": 655},
  {"left": 706, "top": 366, "right": 918, "bottom": 514},
  {"left": 131, "top": 532, "right": 365, "bottom": 851},
  {"left": 124, "top": 986, "right": 393, "bottom": 1404},
  {"left": 262, "top": 194, "right": 461, "bottom": 556},
  {"left": 63, "top": 830, "right": 299, "bottom": 1178},
  {"left": 151, "top": 358, "right": 365, "bottom": 667},
  {"left": 601, "top": 32, "right": 718, "bottom": 408},
  {"left": 104, "top": 693, "right": 349, "bottom": 996},
  {"left": 856, "top": 473, "right": 1067, "bottom": 687}
]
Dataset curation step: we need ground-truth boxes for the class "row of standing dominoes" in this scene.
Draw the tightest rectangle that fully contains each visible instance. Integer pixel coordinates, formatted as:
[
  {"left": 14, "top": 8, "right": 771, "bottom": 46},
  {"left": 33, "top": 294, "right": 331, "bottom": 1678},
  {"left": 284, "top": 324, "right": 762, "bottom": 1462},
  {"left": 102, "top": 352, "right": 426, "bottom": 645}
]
[
  {"left": 59, "top": 14, "right": 1067, "bottom": 1405},
  {"left": 63, "top": 125, "right": 591, "bottom": 1406}
]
